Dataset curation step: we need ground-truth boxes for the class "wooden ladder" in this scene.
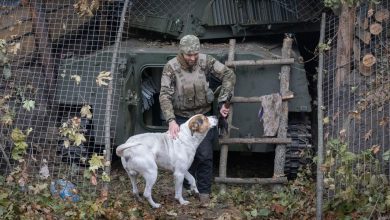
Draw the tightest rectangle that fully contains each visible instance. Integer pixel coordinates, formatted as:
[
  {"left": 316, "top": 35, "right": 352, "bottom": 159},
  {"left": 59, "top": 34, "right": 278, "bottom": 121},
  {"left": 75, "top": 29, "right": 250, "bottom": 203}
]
[{"left": 216, "top": 36, "right": 294, "bottom": 192}]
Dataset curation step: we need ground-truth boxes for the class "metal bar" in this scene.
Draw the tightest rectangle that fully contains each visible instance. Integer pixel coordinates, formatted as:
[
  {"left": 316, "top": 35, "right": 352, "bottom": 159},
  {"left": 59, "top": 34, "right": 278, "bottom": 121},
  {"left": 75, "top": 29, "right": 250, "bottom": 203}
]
[
  {"left": 215, "top": 177, "right": 288, "bottom": 184},
  {"left": 104, "top": 0, "right": 132, "bottom": 195},
  {"left": 219, "top": 137, "right": 292, "bottom": 144},
  {"left": 225, "top": 58, "right": 294, "bottom": 67},
  {"left": 316, "top": 12, "right": 326, "bottom": 220}
]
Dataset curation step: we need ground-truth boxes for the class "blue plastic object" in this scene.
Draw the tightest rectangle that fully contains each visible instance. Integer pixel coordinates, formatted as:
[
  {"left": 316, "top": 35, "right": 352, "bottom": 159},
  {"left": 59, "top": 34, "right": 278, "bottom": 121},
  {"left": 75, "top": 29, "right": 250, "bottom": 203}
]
[{"left": 50, "top": 179, "right": 80, "bottom": 202}]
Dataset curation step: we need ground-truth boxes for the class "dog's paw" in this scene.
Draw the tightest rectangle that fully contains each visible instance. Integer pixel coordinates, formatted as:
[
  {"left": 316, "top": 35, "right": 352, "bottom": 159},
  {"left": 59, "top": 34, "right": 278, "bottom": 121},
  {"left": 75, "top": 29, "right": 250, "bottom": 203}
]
[
  {"left": 152, "top": 203, "right": 161, "bottom": 208},
  {"left": 192, "top": 188, "right": 199, "bottom": 194},
  {"left": 178, "top": 199, "right": 190, "bottom": 205},
  {"left": 134, "top": 193, "right": 142, "bottom": 201}
]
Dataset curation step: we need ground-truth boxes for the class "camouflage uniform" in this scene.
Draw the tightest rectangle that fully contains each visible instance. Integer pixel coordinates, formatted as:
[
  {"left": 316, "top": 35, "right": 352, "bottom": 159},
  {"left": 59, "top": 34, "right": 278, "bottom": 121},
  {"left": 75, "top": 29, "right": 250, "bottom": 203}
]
[
  {"left": 159, "top": 35, "right": 236, "bottom": 122},
  {"left": 159, "top": 35, "right": 236, "bottom": 195}
]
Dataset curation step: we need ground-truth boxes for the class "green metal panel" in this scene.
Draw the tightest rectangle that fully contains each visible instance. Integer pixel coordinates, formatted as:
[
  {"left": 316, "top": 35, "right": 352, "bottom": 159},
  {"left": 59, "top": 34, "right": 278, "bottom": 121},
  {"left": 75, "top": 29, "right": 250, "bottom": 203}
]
[{"left": 55, "top": 39, "right": 311, "bottom": 152}]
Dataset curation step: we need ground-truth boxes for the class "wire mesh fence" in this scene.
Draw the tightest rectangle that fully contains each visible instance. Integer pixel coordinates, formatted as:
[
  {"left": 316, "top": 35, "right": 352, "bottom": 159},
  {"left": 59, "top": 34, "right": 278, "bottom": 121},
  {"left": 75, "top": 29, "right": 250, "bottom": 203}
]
[
  {"left": 323, "top": 0, "right": 390, "bottom": 205},
  {"left": 0, "top": 0, "right": 128, "bottom": 193},
  {"left": 0, "top": 0, "right": 324, "bottom": 194}
]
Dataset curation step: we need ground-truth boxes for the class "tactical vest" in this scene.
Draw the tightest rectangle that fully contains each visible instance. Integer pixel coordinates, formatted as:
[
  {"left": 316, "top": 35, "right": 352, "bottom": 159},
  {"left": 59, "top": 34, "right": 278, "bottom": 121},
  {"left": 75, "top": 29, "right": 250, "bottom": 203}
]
[{"left": 168, "top": 54, "right": 214, "bottom": 116}]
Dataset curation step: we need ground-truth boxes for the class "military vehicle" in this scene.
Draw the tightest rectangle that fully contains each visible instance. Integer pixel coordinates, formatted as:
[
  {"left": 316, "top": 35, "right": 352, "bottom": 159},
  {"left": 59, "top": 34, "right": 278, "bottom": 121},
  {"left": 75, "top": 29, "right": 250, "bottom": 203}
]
[{"left": 53, "top": 0, "right": 322, "bottom": 179}]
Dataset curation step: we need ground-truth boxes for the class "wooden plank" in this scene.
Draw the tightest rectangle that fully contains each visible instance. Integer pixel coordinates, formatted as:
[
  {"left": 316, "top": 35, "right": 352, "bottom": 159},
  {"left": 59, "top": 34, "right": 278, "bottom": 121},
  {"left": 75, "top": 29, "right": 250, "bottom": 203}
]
[
  {"left": 219, "top": 138, "right": 291, "bottom": 145},
  {"left": 218, "top": 38, "right": 236, "bottom": 194},
  {"left": 335, "top": 5, "right": 355, "bottom": 88},
  {"left": 231, "top": 93, "right": 293, "bottom": 103},
  {"left": 273, "top": 36, "right": 293, "bottom": 178},
  {"left": 225, "top": 58, "right": 294, "bottom": 67},
  {"left": 215, "top": 177, "right": 288, "bottom": 184}
]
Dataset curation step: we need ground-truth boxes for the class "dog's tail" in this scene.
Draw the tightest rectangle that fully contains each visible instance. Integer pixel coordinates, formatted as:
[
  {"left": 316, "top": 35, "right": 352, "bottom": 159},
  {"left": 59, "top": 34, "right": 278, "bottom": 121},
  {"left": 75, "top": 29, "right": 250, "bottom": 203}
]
[{"left": 116, "top": 143, "right": 131, "bottom": 157}]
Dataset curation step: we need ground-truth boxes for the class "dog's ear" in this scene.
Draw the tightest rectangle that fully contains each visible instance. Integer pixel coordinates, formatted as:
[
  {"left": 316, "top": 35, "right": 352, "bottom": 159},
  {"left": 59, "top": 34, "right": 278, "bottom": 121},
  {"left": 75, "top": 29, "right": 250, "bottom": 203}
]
[{"left": 189, "top": 117, "right": 203, "bottom": 136}]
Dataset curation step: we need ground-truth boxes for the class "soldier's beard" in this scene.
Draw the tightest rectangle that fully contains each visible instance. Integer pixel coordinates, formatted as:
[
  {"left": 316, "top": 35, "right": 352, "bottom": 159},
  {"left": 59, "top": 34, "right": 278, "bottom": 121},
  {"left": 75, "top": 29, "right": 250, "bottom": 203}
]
[{"left": 177, "top": 53, "right": 197, "bottom": 71}]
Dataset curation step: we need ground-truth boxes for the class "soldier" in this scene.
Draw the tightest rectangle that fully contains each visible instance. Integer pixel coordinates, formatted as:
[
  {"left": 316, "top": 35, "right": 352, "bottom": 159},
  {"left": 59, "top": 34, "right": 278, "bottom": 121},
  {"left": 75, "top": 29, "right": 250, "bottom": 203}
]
[{"left": 159, "top": 34, "right": 236, "bottom": 205}]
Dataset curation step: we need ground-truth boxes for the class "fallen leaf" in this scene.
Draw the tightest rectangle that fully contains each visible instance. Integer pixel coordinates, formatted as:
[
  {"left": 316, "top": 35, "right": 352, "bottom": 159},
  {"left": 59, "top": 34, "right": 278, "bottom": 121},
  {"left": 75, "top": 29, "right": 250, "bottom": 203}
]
[
  {"left": 324, "top": 131, "right": 329, "bottom": 141},
  {"left": 91, "top": 174, "right": 97, "bottom": 185},
  {"left": 8, "top": 42, "right": 20, "bottom": 55},
  {"left": 22, "top": 99, "right": 35, "bottom": 112},
  {"left": 349, "top": 111, "right": 361, "bottom": 120},
  {"left": 96, "top": 71, "right": 112, "bottom": 87},
  {"left": 333, "top": 111, "right": 340, "bottom": 123},
  {"left": 371, "top": 145, "right": 380, "bottom": 155},
  {"left": 364, "top": 129, "right": 372, "bottom": 141},
  {"left": 271, "top": 203, "right": 285, "bottom": 214},
  {"left": 71, "top": 75, "right": 81, "bottom": 85},
  {"left": 74, "top": 133, "right": 86, "bottom": 146},
  {"left": 64, "top": 140, "right": 70, "bottom": 148},
  {"left": 367, "top": 8, "right": 374, "bottom": 17},
  {"left": 39, "top": 164, "right": 50, "bottom": 179},
  {"left": 323, "top": 117, "right": 330, "bottom": 125},
  {"left": 166, "top": 210, "right": 177, "bottom": 216},
  {"left": 80, "top": 105, "right": 93, "bottom": 119},
  {"left": 379, "top": 117, "right": 389, "bottom": 127},
  {"left": 339, "top": 129, "right": 347, "bottom": 141}
]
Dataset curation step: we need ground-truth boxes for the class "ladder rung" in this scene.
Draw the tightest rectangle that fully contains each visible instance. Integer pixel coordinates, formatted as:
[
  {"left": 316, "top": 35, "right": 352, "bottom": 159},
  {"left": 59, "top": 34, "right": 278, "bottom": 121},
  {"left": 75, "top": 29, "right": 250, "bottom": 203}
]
[
  {"left": 225, "top": 58, "right": 294, "bottom": 67},
  {"left": 219, "top": 138, "right": 291, "bottom": 145},
  {"left": 215, "top": 177, "right": 287, "bottom": 184},
  {"left": 232, "top": 93, "right": 294, "bottom": 103}
]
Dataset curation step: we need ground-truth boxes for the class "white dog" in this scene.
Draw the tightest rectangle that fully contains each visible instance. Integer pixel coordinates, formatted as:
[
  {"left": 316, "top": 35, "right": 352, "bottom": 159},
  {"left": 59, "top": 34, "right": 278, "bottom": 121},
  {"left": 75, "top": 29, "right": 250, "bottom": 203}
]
[{"left": 116, "top": 114, "right": 218, "bottom": 208}]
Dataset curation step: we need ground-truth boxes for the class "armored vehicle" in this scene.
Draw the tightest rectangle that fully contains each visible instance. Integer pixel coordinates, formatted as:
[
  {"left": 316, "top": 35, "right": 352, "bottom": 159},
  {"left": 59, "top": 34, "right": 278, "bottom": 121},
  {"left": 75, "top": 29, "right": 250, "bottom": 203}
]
[
  {"left": 55, "top": 36, "right": 313, "bottom": 178},
  {"left": 53, "top": 0, "right": 321, "bottom": 179}
]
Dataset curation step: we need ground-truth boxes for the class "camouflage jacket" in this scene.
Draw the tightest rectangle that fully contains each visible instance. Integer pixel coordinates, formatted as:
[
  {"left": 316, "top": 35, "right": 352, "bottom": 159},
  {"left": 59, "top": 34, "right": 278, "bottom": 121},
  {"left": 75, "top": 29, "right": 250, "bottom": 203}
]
[{"left": 159, "top": 53, "right": 236, "bottom": 121}]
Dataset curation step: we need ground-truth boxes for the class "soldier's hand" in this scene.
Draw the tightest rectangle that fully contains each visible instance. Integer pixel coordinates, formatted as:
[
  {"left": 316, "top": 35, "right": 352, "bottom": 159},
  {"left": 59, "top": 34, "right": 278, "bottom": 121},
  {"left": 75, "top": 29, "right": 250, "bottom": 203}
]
[
  {"left": 219, "top": 104, "right": 229, "bottom": 118},
  {"left": 168, "top": 120, "right": 180, "bottom": 139}
]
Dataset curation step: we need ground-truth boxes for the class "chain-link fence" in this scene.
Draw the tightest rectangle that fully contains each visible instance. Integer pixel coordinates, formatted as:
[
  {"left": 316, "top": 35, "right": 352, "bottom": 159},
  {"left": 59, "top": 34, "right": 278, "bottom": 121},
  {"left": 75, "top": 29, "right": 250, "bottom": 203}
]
[{"left": 323, "top": 0, "right": 390, "bottom": 209}]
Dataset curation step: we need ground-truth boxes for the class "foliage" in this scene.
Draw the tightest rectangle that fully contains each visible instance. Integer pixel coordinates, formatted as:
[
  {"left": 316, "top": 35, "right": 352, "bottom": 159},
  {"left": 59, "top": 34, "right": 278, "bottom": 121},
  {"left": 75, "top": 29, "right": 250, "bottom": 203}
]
[
  {"left": 323, "top": 139, "right": 390, "bottom": 218},
  {"left": 2, "top": 140, "right": 390, "bottom": 218},
  {"left": 0, "top": 95, "right": 14, "bottom": 126},
  {"left": 22, "top": 99, "right": 35, "bottom": 112},
  {"left": 318, "top": 39, "right": 332, "bottom": 53},
  {"left": 84, "top": 153, "right": 110, "bottom": 185},
  {"left": 0, "top": 39, "right": 11, "bottom": 80},
  {"left": 59, "top": 116, "right": 87, "bottom": 147},
  {"left": 74, "top": 0, "right": 100, "bottom": 17},
  {"left": 10, "top": 128, "right": 32, "bottom": 160}
]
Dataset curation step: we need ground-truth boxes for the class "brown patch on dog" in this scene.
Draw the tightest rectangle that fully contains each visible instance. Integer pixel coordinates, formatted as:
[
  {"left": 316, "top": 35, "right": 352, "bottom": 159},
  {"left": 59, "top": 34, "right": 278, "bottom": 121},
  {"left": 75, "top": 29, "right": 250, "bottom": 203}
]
[{"left": 188, "top": 114, "right": 210, "bottom": 136}]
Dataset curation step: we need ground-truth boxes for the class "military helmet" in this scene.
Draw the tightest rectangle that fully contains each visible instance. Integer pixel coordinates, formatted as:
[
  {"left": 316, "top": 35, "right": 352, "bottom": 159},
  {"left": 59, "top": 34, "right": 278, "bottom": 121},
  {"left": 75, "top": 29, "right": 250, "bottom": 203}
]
[{"left": 179, "top": 35, "right": 200, "bottom": 54}]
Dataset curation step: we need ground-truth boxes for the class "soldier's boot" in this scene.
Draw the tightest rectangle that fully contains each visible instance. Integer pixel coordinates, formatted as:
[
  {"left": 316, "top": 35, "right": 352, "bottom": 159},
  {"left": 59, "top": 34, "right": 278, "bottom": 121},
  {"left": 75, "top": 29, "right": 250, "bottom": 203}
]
[{"left": 199, "top": 193, "right": 210, "bottom": 207}]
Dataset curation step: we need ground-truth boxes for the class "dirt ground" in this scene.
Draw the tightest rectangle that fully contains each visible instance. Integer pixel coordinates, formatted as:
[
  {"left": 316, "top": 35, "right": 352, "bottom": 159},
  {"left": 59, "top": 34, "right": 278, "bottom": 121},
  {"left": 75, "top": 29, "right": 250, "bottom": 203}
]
[{"left": 107, "top": 152, "right": 275, "bottom": 219}]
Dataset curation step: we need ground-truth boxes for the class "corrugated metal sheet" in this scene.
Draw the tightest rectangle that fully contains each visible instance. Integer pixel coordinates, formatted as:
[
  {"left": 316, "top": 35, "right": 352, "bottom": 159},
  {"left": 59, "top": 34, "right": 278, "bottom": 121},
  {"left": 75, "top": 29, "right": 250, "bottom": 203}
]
[{"left": 211, "top": 0, "right": 300, "bottom": 26}]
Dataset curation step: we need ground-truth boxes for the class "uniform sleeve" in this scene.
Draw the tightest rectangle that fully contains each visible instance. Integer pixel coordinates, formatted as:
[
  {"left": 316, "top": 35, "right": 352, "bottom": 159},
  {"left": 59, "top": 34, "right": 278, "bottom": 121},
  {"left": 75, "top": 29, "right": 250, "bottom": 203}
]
[
  {"left": 207, "top": 55, "right": 236, "bottom": 103},
  {"left": 159, "top": 64, "right": 176, "bottom": 121}
]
